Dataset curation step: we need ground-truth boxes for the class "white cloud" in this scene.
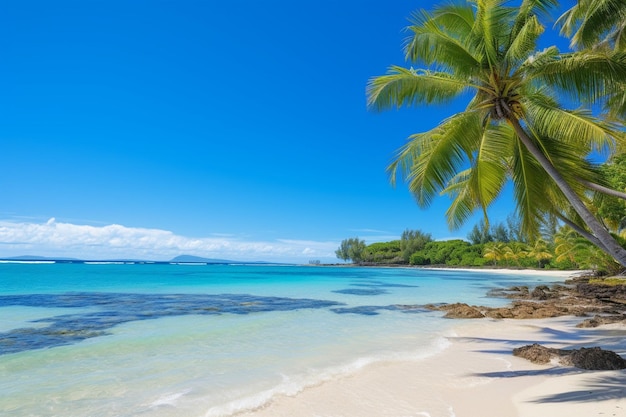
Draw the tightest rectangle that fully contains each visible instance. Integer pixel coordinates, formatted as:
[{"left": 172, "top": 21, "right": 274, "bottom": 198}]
[{"left": 0, "top": 219, "right": 340, "bottom": 263}]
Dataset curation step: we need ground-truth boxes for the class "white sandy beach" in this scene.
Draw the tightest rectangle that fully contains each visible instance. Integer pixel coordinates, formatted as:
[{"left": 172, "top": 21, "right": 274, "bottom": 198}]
[
  {"left": 238, "top": 269, "right": 626, "bottom": 417},
  {"left": 239, "top": 320, "right": 626, "bottom": 417}
]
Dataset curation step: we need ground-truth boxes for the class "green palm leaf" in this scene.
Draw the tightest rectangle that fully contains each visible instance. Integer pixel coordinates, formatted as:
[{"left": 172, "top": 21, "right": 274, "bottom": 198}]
[
  {"left": 558, "top": 0, "right": 626, "bottom": 49},
  {"left": 526, "top": 51, "right": 626, "bottom": 102},
  {"left": 524, "top": 91, "right": 624, "bottom": 153},
  {"left": 366, "top": 67, "right": 469, "bottom": 110},
  {"left": 443, "top": 122, "right": 512, "bottom": 229},
  {"left": 388, "top": 112, "right": 481, "bottom": 207},
  {"left": 405, "top": 7, "right": 480, "bottom": 73}
]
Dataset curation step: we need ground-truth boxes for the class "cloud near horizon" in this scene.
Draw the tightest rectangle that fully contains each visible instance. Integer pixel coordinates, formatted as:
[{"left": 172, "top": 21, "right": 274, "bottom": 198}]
[{"left": 0, "top": 218, "right": 340, "bottom": 262}]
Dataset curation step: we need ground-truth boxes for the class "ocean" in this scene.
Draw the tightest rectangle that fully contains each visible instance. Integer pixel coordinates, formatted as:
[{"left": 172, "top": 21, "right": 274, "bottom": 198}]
[{"left": 0, "top": 262, "right": 562, "bottom": 417}]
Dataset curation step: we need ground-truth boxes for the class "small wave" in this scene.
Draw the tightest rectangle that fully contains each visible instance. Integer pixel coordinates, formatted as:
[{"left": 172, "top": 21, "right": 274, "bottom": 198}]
[
  {"left": 84, "top": 261, "right": 125, "bottom": 265},
  {"left": 204, "top": 336, "right": 453, "bottom": 417},
  {"left": 150, "top": 389, "right": 191, "bottom": 408}
]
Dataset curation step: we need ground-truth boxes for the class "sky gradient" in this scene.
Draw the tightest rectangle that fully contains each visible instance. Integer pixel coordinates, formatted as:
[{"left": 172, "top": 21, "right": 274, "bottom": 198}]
[{"left": 1, "top": 0, "right": 570, "bottom": 263}]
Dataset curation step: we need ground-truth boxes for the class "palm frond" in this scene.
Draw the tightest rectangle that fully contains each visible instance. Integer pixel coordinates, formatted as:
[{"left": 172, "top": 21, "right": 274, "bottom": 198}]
[
  {"left": 387, "top": 111, "right": 482, "bottom": 207},
  {"left": 517, "top": 0, "right": 559, "bottom": 18},
  {"left": 472, "top": 124, "right": 513, "bottom": 205},
  {"left": 442, "top": 122, "right": 512, "bottom": 229},
  {"left": 404, "top": 8, "right": 481, "bottom": 73},
  {"left": 558, "top": 0, "right": 626, "bottom": 49},
  {"left": 509, "top": 138, "right": 553, "bottom": 240},
  {"left": 525, "top": 50, "right": 626, "bottom": 103},
  {"left": 366, "top": 67, "right": 469, "bottom": 110},
  {"left": 505, "top": 15, "right": 544, "bottom": 65},
  {"left": 605, "top": 83, "right": 626, "bottom": 119},
  {"left": 443, "top": 169, "right": 479, "bottom": 229},
  {"left": 524, "top": 92, "right": 624, "bottom": 153},
  {"left": 471, "top": 0, "right": 516, "bottom": 67},
  {"left": 430, "top": 3, "right": 475, "bottom": 37}
]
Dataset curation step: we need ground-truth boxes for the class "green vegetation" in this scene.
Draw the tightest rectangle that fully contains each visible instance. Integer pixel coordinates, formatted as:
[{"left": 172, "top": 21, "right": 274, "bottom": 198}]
[
  {"left": 336, "top": 220, "right": 625, "bottom": 275},
  {"left": 410, "top": 240, "right": 486, "bottom": 267},
  {"left": 335, "top": 238, "right": 367, "bottom": 263},
  {"left": 589, "top": 278, "right": 626, "bottom": 286},
  {"left": 367, "top": 0, "right": 626, "bottom": 268}
]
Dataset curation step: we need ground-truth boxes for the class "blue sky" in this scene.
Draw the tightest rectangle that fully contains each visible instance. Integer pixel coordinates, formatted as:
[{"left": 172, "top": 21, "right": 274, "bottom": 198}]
[{"left": 0, "top": 0, "right": 570, "bottom": 262}]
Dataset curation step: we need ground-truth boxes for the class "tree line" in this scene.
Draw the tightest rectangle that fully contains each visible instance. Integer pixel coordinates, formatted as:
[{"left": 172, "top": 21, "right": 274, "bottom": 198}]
[{"left": 336, "top": 222, "right": 624, "bottom": 275}]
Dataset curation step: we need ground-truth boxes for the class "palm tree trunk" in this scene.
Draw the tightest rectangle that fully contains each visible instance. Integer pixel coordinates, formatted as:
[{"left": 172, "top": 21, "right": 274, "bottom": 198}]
[
  {"left": 579, "top": 179, "right": 626, "bottom": 200},
  {"left": 555, "top": 212, "right": 609, "bottom": 252},
  {"left": 508, "top": 117, "right": 626, "bottom": 268}
]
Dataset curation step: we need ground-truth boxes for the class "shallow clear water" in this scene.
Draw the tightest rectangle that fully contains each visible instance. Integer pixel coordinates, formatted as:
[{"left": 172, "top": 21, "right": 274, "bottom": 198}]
[{"left": 0, "top": 263, "right": 562, "bottom": 416}]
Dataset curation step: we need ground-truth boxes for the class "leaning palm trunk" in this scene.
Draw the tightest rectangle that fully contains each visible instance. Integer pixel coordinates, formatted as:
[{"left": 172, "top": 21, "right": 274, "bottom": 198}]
[{"left": 508, "top": 117, "right": 626, "bottom": 266}]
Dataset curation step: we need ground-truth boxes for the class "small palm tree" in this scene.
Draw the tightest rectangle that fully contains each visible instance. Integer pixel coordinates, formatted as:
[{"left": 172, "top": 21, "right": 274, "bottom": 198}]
[
  {"left": 483, "top": 242, "right": 506, "bottom": 266},
  {"left": 554, "top": 226, "right": 587, "bottom": 266},
  {"left": 367, "top": 0, "right": 626, "bottom": 267},
  {"left": 527, "top": 239, "right": 553, "bottom": 268},
  {"left": 504, "top": 242, "right": 529, "bottom": 266}
]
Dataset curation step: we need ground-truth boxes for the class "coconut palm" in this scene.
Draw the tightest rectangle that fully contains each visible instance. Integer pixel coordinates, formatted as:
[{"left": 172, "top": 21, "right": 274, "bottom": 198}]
[
  {"left": 554, "top": 226, "right": 587, "bottom": 266},
  {"left": 527, "top": 238, "right": 553, "bottom": 268},
  {"left": 503, "top": 243, "right": 528, "bottom": 266},
  {"left": 483, "top": 242, "right": 506, "bottom": 266},
  {"left": 367, "top": 0, "right": 626, "bottom": 267}
]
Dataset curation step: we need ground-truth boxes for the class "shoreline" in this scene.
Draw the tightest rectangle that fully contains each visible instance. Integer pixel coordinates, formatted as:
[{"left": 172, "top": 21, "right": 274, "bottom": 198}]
[
  {"left": 239, "top": 319, "right": 626, "bottom": 417},
  {"left": 237, "top": 270, "right": 626, "bottom": 417},
  {"left": 420, "top": 267, "right": 590, "bottom": 277},
  {"left": 328, "top": 262, "right": 591, "bottom": 277}
]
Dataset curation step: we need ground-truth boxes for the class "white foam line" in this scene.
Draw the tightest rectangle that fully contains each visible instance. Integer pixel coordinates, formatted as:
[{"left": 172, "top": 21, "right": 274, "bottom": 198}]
[{"left": 204, "top": 336, "right": 453, "bottom": 417}]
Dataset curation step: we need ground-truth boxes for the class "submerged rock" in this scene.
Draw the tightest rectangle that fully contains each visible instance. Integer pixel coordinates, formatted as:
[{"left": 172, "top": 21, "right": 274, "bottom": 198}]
[
  {"left": 0, "top": 292, "right": 343, "bottom": 355},
  {"left": 332, "top": 288, "right": 388, "bottom": 296}
]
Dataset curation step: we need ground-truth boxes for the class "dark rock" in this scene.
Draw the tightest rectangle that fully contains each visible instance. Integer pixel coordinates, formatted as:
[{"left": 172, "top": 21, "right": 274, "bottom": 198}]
[
  {"left": 438, "top": 303, "right": 485, "bottom": 319},
  {"left": 531, "top": 286, "right": 549, "bottom": 300},
  {"left": 577, "top": 284, "right": 626, "bottom": 302},
  {"left": 513, "top": 344, "right": 626, "bottom": 370},
  {"left": 513, "top": 343, "right": 565, "bottom": 364},
  {"left": 484, "top": 301, "right": 569, "bottom": 319},
  {"left": 576, "top": 314, "right": 626, "bottom": 328},
  {"left": 487, "top": 286, "right": 529, "bottom": 299},
  {"left": 567, "top": 347, "right": 626, "bottom": 370}
]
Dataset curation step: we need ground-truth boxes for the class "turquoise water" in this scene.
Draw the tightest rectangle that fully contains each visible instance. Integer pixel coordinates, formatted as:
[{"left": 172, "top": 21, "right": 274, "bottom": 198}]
[{"left": 0, "top": 263, "right": 562, "bottom": 416}]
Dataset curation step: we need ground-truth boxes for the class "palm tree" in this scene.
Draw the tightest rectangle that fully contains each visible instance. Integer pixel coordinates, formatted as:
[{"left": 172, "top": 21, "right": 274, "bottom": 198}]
[
  {"left": 483, "top": 242, "right": 505, "bottom": 266},
  {"left": 367, "top": 0, "right": 626, "bottom": 267},
  {"left": 504, "top": 242, "right": 529, "bottom": 266},
  {"left": 554, "top": 226, "right": 587, "bottom": 266},
  {"left": 527, "top": 239, "right": 553, "bottom": 268}
]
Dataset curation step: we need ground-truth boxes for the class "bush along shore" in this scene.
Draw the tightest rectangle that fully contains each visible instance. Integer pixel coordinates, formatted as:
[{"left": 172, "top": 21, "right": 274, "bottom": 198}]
[{"left": 415, "top": 275, "right": 626, "bottom": 370}]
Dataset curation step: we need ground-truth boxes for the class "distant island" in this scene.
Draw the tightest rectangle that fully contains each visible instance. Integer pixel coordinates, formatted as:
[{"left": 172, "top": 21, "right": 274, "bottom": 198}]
[
  {"left": 170, "top": 255, "right": 239, "bottom": 263},
  {"left": 0, "top": 254, "right": 283, "bottom": 265}
]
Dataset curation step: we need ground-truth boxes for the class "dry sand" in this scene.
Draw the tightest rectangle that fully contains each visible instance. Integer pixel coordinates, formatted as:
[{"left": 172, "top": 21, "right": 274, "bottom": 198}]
[{"left": 238, "top": 269, "right": 626, "bottom": 417}]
